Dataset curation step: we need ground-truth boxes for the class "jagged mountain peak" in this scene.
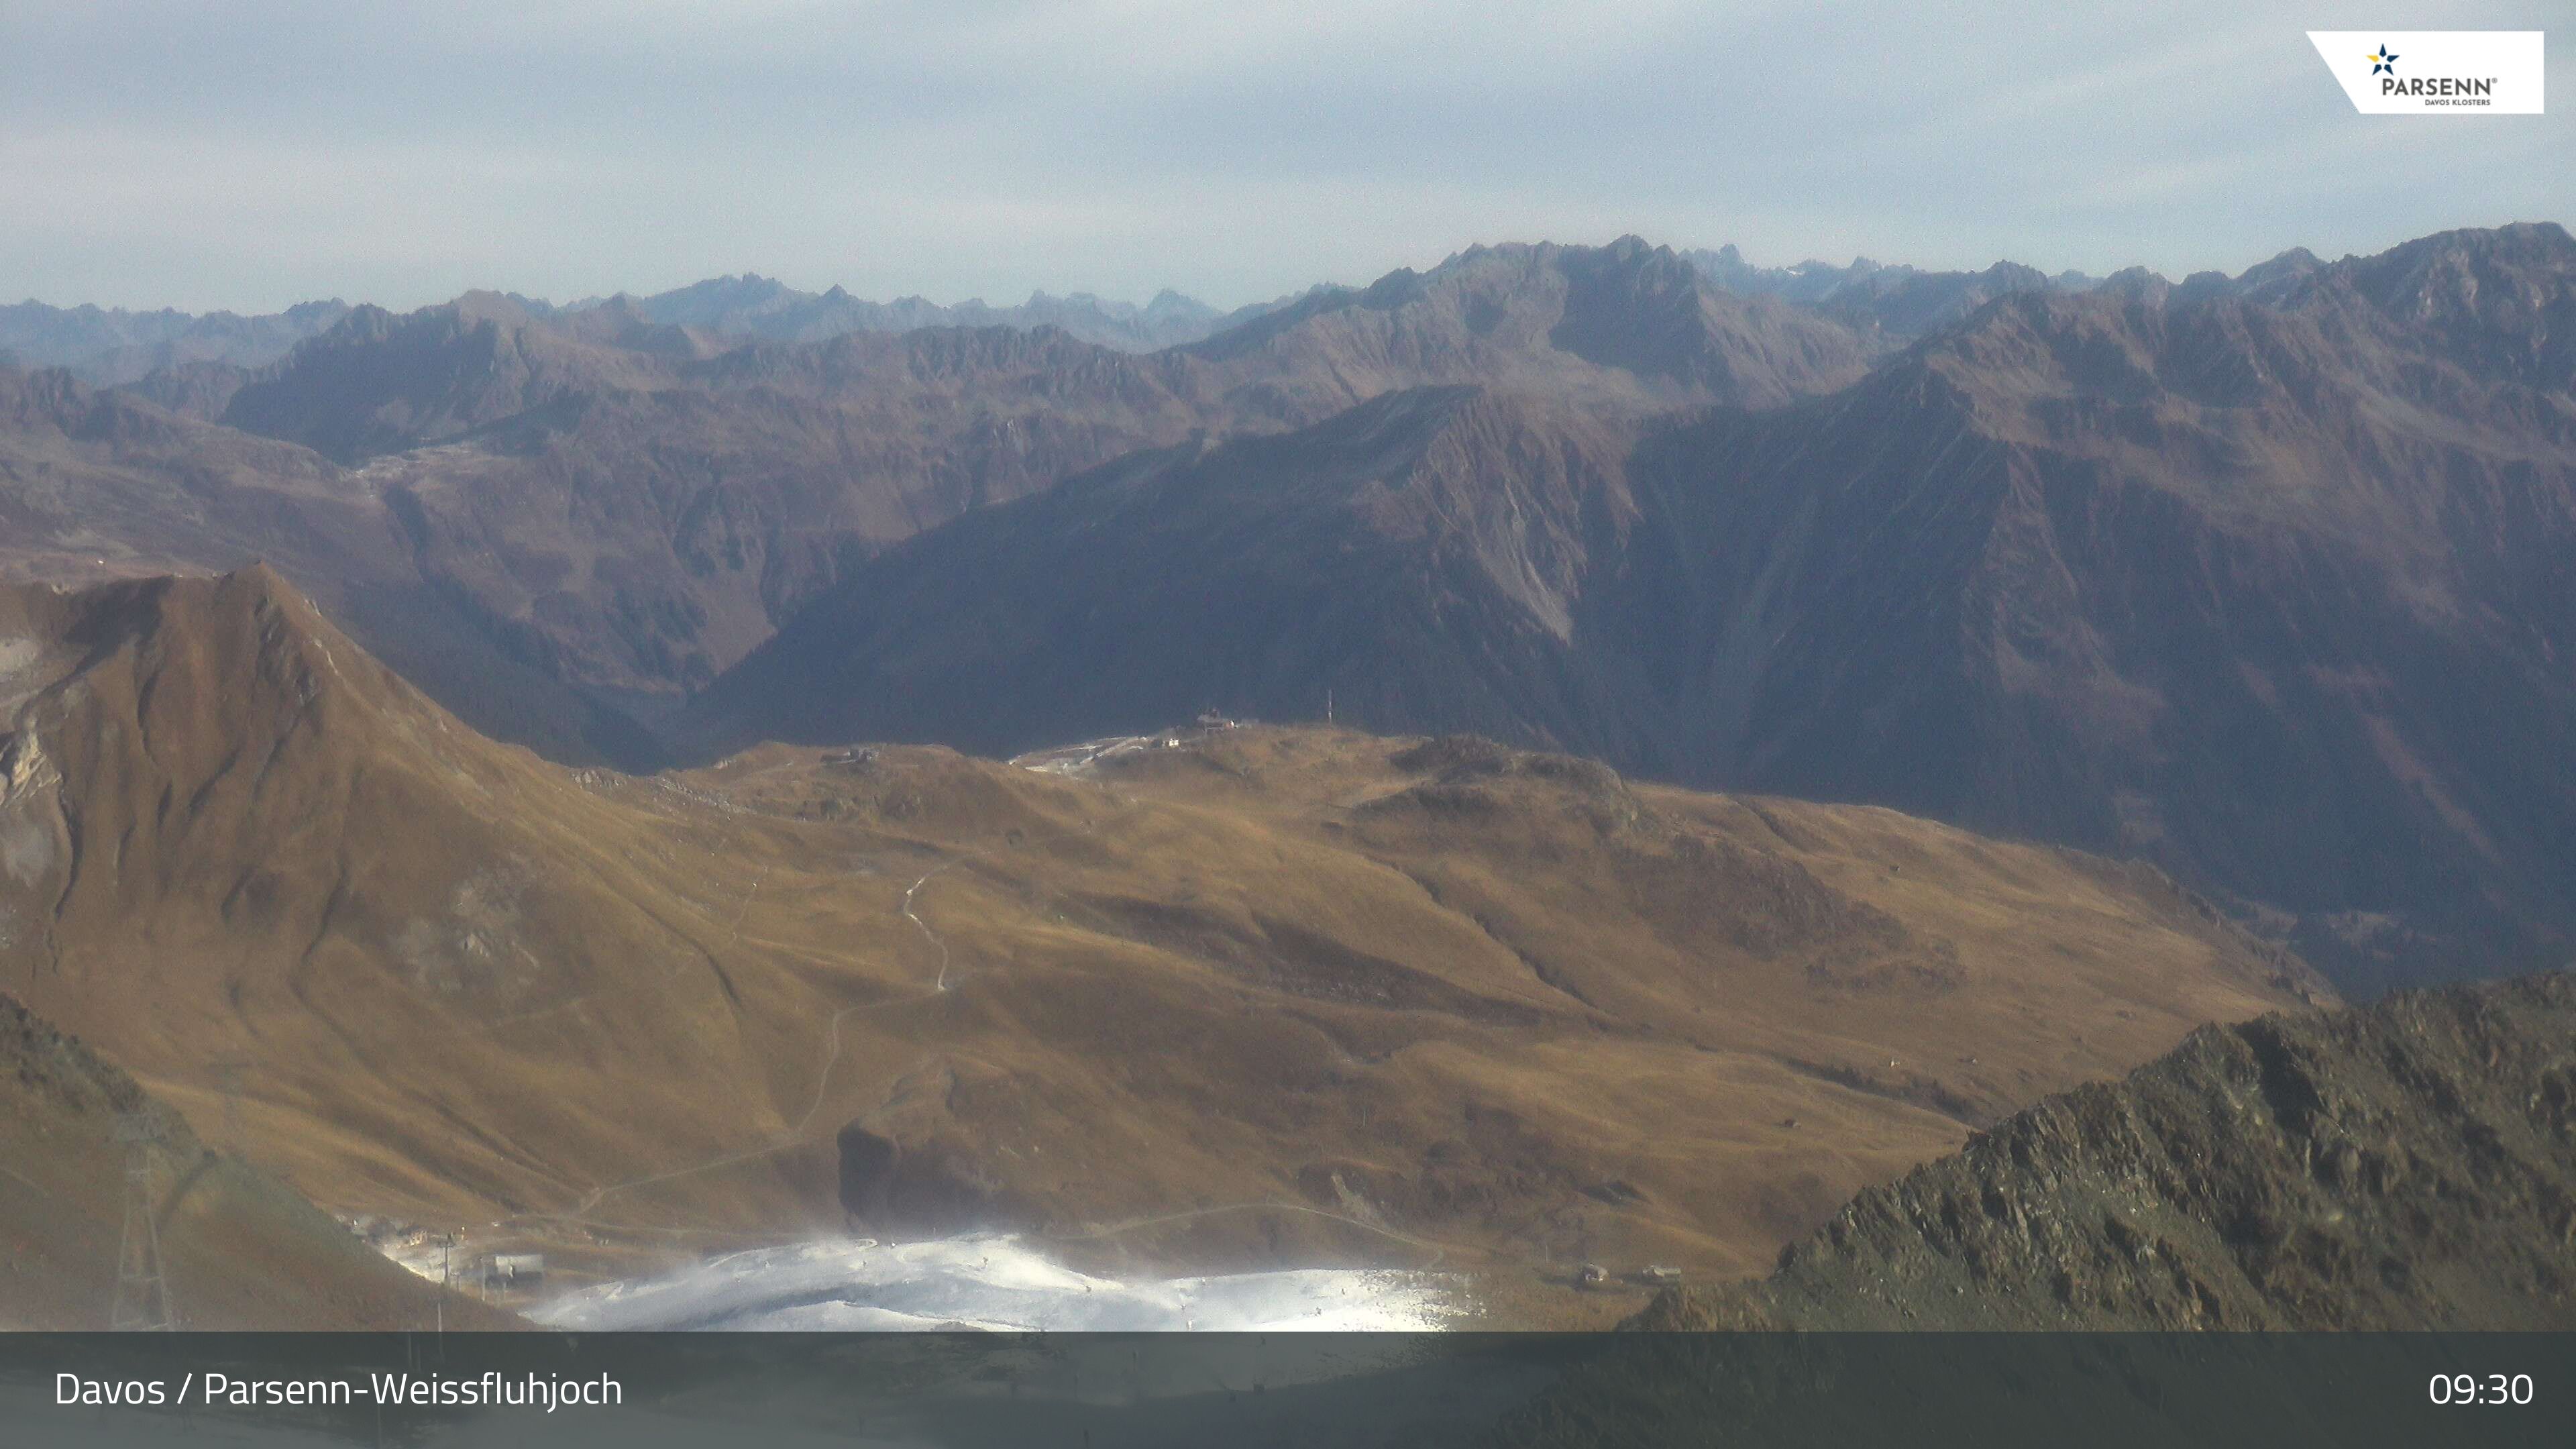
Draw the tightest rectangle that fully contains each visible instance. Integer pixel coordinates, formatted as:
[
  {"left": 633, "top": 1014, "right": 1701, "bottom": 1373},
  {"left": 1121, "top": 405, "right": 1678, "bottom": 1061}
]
[
  {"left": 3, "top": 564, "right": 431, "bottom": 757},
  {"left": 617, "top": 274, "right": 1250, "bottom": 352},
  {"left": 218, "top": 292, "right": 693, "bottom": 461},
  {"left": 1684, "top": 244, "right": 2061, "bottom": 339},
  {"left": 2310, "top": 221, "right": 2576, "bottom": 388},
  {"left": 2232, "top": 246, "right": 2324, "bottom": 298},
  {"left": 0, "top": 297, "right": 355, "bottom": 388},
  {"left": 444, "top": 288, "right": 542, "bottom": 329},
  {"left": 1187, "top": 235, "right": 1872, "bottom": 413}
]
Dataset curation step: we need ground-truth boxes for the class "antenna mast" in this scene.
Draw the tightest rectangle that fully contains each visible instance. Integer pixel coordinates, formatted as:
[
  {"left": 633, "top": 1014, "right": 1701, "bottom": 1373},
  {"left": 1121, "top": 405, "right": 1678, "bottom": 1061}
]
[
  {"left": 209, "top": 1057, "right": 252, "bottom": 1149},
  {"left": 110, "top": 1113, "right": 176, "bottom": 1330}
]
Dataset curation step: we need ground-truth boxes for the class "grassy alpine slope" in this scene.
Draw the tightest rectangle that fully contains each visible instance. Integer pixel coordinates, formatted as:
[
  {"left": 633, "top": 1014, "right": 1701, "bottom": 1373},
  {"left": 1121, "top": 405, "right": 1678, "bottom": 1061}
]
[{"left": 0, "top": 567, "right": 2316, "bottom": 1321}]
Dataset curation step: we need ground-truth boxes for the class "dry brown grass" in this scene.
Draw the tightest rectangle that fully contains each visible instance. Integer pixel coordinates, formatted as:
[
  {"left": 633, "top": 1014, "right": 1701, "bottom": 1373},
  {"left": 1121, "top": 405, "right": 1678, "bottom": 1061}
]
[{"left": 0, "top": 568, "right": 2320, "bottom": 1324}]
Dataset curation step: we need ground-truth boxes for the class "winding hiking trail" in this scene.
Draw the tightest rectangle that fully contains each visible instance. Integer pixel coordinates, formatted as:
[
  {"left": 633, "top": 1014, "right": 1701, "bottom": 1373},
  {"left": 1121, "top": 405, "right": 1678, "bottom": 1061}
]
[
  {"left": 901, "top": 859, "right": 959, "bottom": 993},
  {"left": 512, "top": 855, "right": 970, "bottom": 1234},
  {"left": 507, "top": 847, "right": 1468, "bottom": 1275}
]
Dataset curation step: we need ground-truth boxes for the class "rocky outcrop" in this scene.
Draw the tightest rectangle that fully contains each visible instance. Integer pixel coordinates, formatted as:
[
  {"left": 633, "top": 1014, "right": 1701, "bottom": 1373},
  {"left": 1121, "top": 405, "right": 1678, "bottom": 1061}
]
[
  {"left": 0, "top": 991, "right": 517, "bottom": 1329},
  {"left": 1633, "top": 971, "right": 2576, "bottom": 1330},
  {"left": 835, "top": 1122, "right": 1014, "bottom": 1238}
]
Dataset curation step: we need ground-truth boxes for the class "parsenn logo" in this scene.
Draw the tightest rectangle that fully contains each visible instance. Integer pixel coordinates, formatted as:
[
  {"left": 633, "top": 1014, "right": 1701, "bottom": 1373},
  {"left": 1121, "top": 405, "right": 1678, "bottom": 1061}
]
[{"left": 2307, "top": 32, "right": 2544, "bottom": 114}]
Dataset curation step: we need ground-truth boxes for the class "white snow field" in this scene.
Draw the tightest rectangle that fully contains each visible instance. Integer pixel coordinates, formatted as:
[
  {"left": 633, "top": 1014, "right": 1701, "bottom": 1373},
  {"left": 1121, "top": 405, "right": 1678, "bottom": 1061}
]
[{"left": 531, "top": 1233, "right": 1463, "bottom": 1332}]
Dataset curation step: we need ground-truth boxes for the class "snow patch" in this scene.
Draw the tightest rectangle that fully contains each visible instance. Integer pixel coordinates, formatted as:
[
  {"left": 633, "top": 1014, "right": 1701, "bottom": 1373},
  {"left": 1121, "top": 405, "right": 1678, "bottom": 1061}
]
[
  {"left": 1013, "top": 735, "right": 1161, "bottom": 777},
  {"left": 0, "top": 638, "right": 42, "bottom": 697},
  {"left": 533, "top": 1234, "right": 1461, "bottom": 1332}
]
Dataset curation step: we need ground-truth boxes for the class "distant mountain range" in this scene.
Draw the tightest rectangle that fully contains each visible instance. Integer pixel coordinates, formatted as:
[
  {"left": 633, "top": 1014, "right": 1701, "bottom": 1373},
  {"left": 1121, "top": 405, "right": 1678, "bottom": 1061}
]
[
  {"left": 0, "top": 241, "right": 2233, "bottom": 395},
  {"left": 31, "top": 237, "right": 1875, "bottom": 728},
  {"left": 0, "top": 297, "right": 353, "bottom": 386},
  {"left": 0, "top": 276, "right": 1279, "bottom": 385},
  {"left": 1683, "top": 245, "right": 2102, "bottom": 338},
  {"left": 620, "top": 274, "right": 1286, "bottom": 351},
  {"left": 3, "top": 223, "right": 2570, "bottom": 998},
  {"left": 0, "top": 235, "right": 2139, "bottom": 385}
]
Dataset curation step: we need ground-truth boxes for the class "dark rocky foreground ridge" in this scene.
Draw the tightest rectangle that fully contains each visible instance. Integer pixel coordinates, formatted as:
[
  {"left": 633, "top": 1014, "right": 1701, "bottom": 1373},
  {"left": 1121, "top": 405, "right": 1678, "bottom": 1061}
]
[
  {"left": 1631, "top": 970, "right": 2576, "bottom": 1330},
  {"left": 0, "top": 992, "right": 515, "bottom": 1329}
]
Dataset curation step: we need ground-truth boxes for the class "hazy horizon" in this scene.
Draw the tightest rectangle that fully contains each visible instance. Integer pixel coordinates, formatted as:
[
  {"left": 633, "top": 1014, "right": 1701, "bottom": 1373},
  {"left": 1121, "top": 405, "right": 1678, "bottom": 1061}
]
[
  {"left": 5, "top": 1, "right": 2567, "bottom": 315},
  {"left": 16, "top": 217, "right": 2575, "bottom": 323}
]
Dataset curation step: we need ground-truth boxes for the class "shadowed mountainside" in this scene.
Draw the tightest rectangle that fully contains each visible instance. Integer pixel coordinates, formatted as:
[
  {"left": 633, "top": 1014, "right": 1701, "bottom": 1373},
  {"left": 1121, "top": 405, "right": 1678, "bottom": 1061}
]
[
  {"left": 692, "top": 224, "right": 2576, "bottom": 991},
  {"left": 156, "top": 237, "right": 1856, "bottom": 713},
  {"left": 674, "top": 386, "right": 1653, "bottom": 760},
  {"left": 0, "top": 364, "right": 662, "bottom": 765},
  {"left": 0, "top": 568, "right": 2315, "bottom": 1320}
]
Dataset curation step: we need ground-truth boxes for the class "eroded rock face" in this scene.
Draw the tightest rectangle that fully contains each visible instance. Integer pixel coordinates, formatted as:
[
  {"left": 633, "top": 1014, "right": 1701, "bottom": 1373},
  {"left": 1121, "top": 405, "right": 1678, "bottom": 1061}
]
[
  {"left": 835, "top": 1124, "right": 899, "bottom": 1224},
  {"left": 835, "top": 1122, "right": 1012, "bottom": 1238},
  {"left": 1636, "top": 971, "right": 2576, "bottom": 1330}
]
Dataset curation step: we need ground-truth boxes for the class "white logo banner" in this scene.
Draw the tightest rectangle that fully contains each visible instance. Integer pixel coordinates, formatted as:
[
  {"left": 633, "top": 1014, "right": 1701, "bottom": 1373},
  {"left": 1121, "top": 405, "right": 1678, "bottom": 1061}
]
[{"left": 2307, "top": 32, "right": 2544, "bottom": 114}]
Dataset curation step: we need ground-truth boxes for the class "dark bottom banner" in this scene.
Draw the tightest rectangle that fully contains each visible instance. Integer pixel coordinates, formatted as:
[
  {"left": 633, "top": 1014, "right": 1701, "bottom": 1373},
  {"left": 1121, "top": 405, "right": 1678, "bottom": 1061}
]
[{"left": 3, "top": 1332, "right": 2568, "bottom": 1448}]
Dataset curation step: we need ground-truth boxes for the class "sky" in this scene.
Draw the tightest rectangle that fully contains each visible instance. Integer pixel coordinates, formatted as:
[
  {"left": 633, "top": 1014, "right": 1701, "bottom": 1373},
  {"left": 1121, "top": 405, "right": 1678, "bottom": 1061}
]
[{"left": 3, "top": 1, "right": 2568, "bottom": 314}]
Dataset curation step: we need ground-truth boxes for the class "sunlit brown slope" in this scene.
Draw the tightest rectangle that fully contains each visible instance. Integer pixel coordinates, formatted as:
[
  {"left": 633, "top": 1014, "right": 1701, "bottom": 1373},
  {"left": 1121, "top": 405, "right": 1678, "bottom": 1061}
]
[
  {"left": 0, "top": 993, "right": 514, "bottom": 1330},
  {"left": 0, "top": 568, "right": 2317, "bottom": 1313}
]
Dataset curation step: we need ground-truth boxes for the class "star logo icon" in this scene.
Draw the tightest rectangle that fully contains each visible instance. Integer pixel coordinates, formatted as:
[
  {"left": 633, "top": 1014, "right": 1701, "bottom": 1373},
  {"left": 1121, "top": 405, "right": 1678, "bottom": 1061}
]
[{"left": 2368, "top": 44, "right": 2399, "bottom": 75}]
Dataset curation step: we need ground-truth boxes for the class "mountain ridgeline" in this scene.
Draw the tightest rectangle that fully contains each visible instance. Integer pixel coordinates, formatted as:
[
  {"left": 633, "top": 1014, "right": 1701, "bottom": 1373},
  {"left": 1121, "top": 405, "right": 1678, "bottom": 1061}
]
[
  {"left": 684, "top": 223, "right": 2576, "bottom": 992},
  {"left": 1481, "top": 973, "right": 2574, "bottom": 1436},
  {"left": 3, "top": 223, "right": 2571, "bottom": 994},
  {"left": 0, "top": 992, "right": 514, "bottom": 1330},
  {"left": 0, "top": 279, "right": 1260, "bottom": 387},
  {"left": 1635, "top": 969, "right": 2576, "bottom": 1330}
]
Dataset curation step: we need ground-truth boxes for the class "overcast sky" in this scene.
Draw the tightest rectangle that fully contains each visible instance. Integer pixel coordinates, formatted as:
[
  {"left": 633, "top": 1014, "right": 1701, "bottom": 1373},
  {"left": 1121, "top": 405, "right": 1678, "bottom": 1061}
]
[{"left": 3, "top": 1, "right": 2567, "bottom": 313}]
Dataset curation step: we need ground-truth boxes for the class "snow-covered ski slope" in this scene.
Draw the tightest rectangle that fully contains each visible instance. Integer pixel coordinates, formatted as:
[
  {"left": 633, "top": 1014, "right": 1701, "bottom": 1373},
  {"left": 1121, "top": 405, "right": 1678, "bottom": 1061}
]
[{"left": 534, "top": 1234, "right": 1462, "bottom": 1331}]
